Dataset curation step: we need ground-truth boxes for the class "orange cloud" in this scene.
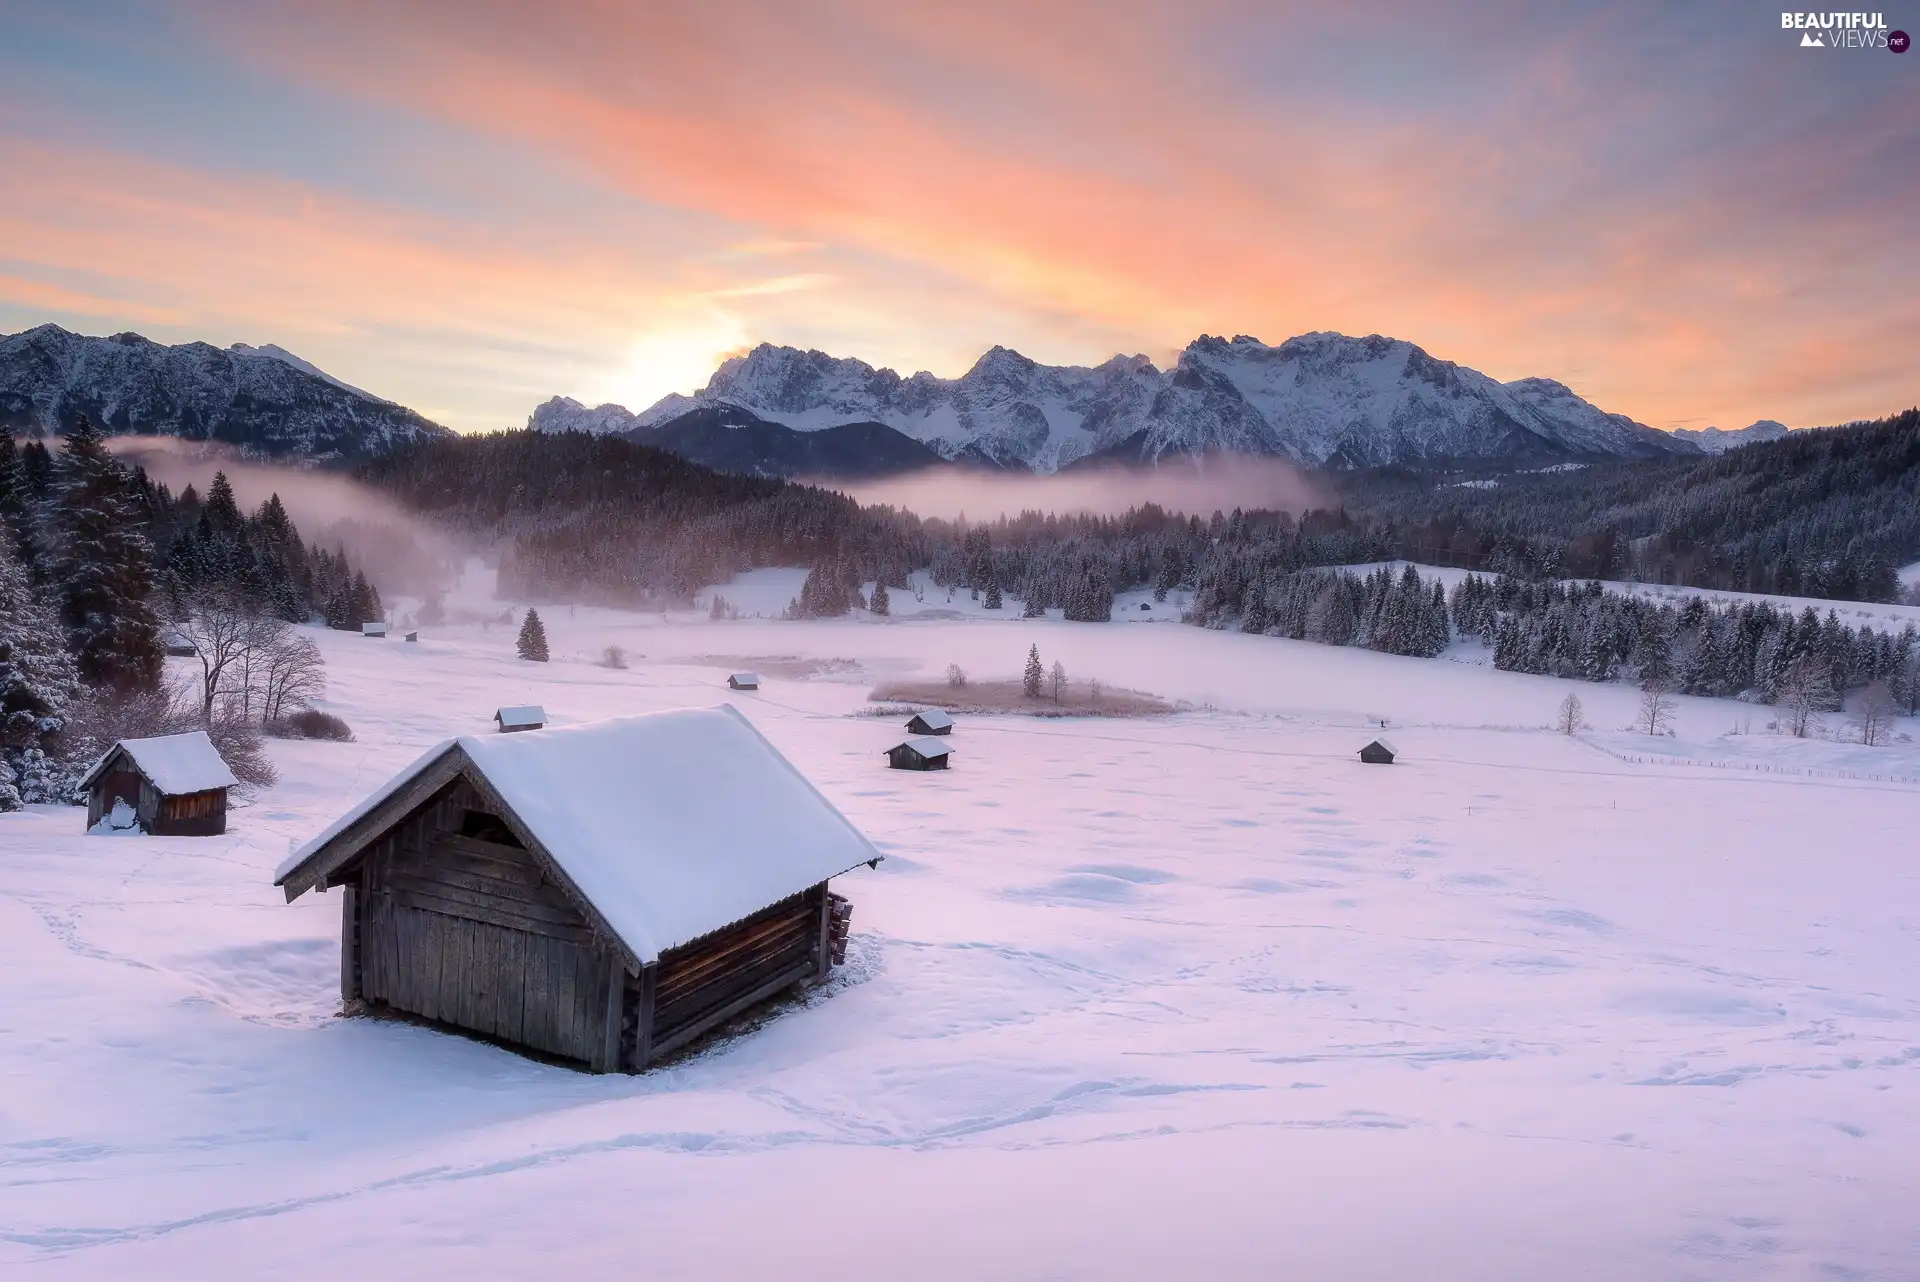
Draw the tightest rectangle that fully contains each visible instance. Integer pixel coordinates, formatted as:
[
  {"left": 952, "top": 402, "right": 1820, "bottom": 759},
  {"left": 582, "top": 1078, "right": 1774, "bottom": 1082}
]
[{"left": 10, "top": 1, "right": 1915, "bottom": 433}]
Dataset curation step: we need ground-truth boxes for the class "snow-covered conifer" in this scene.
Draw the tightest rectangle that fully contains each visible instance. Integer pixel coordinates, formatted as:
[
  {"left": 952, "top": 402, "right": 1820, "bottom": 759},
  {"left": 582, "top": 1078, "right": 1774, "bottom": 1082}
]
[{"left": 516, "top": 608, "right": 550, "bottom": 662}]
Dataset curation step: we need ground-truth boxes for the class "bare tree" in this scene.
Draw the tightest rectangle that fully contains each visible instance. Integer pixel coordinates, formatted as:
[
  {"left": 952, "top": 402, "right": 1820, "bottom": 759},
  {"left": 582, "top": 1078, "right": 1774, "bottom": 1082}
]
[
  {"left": 946, "top": 662, "right": 967, "bottom": 689},
  {"left": 1088, "top": 678, "right": 1103, "bottom": 704},
  {"left": 599, "top": 644, "right": 629, "bottom": 670},
  {"left": 164, "top": 588, "right": 256, "bottom": 723},
  {"left": 1049, "top": 659, "right": 1067, "bottom": 704},
  {"left": 1852, "top": 680, "right": 1897, "bottom": 746},
  {"left": 1636, "top": 680, "right": 1676, "bottom": 736},
  {"left": 1776, "top": 655, "right": 1835, "bottom": 739},
  {"left": 258, "top": 630, "right": 326, "bottom": 723},
  {"left": 1555, "top": 692, "right": 1586, "bottom": 735}
]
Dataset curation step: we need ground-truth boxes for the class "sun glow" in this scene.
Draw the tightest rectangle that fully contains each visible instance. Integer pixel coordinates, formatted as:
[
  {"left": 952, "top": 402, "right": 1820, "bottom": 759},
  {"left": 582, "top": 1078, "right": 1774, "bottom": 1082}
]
[{"left": 602, "top": 311, "right": 750, "bottom": 412}]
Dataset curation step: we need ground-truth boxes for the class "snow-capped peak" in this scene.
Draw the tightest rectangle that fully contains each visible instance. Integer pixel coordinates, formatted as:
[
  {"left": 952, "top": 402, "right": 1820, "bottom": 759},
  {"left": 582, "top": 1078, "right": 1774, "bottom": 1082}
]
[{"left": 528, "top": 331, "right": 1699, "bottom": 472}]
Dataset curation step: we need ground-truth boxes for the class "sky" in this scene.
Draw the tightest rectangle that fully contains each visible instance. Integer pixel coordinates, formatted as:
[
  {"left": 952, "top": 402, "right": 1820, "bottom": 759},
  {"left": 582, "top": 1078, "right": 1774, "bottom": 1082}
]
[{"left": 0, "top": 1, "right": 1914, "bottom": 434}]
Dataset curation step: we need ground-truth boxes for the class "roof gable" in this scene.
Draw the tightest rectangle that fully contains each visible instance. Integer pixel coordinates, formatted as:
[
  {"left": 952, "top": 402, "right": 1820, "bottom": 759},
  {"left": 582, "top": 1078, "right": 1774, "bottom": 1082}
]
[
  {"left": 907, "top": 708, "right": 954, "bottom": 729},
  {"left": 80, "top": 731, "right": 237, "bottom": 795},
  {"left": 494, "top": 705, "right": 546, "bottom": 727},
  {"left": 277, "top": 707, "right": 882, "bottom": 963},
  {"left": 893, "top": 736, "right": 953, "bottom": 758}
]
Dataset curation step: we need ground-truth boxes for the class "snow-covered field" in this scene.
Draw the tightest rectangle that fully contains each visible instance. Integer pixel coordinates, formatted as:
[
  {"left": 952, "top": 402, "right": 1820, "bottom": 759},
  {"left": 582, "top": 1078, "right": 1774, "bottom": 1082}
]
[{"left": 4, "top": 596, "right": 1919, "bottom": 1281}]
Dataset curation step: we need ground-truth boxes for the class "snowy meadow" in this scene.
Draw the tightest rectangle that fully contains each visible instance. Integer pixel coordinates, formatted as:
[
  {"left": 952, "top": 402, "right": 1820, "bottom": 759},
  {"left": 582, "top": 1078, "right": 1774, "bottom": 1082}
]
[{"left": 2, "top": 581, "right": 1917, "bottom": 1281}]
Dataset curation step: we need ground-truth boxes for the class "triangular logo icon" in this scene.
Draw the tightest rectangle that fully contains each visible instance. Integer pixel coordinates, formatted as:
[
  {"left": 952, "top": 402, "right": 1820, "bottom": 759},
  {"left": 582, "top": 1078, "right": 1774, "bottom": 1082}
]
[{"left": 1800, "top": 31, "right": 1824, "bottom": 46}]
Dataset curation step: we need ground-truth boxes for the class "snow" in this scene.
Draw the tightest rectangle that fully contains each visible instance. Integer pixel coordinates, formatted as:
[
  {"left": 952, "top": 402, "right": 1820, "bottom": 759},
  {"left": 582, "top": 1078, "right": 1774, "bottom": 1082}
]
[
  {"left": 894, "top": 735, "right": 953, "bottom": 759},
  {"left": 79, "top": 730, "right": 239, "bottom": 796},
  {"left": 86, "top": 797, "right": 140, "bottom": 834},
  {"left": 536, "top": 333, "right": 1682, "bottom": 474},
  {"left": 5, "top": 594, "right": 1920, "bottom": 1279},
  {"left": 493, "top": 704, "right": 546, "bottom": 728},
  {"left": 281, "top": 708, "right": 883, "bottom": 962}
]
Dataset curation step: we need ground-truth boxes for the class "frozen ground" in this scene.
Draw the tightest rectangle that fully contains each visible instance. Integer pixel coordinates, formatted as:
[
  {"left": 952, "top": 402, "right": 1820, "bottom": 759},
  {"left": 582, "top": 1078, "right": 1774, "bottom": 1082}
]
[{"left": 3, "top": 596, "right": 1918, "bottom": 1281}]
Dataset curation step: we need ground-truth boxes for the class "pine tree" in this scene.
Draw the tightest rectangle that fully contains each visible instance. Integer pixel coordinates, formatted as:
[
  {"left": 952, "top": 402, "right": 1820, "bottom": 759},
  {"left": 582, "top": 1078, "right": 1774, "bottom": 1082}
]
[
  {"left": 51, "top": 419, "right": 161, "bottom": 691},
  {"left": 203, "top": 471, "right": 243, "bottom": 535},
  {"left": 0, "top": 525, "right": 78, "bottom": 808},
  {"left": 517, "top": 608, "right": 550, "bottom": 662},
  {"left": 870, "top": 581, "right": 890, "bottom": 616},
  {"left": 983, "top": 580, "right": 1002, "bottom": 610},
  {"left": 1023, "top": 644, "right": 1044, "bottom": 698}
]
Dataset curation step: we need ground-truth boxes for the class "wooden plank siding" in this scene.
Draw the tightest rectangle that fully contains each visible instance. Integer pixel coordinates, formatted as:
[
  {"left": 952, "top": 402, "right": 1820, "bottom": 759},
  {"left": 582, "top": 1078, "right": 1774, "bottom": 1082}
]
[
  {"left": 645, "top": 885, "right": 826, "bottom": 1059},
  {"left": 352, "top": 776, "right": 618, "bottom": 1067}
]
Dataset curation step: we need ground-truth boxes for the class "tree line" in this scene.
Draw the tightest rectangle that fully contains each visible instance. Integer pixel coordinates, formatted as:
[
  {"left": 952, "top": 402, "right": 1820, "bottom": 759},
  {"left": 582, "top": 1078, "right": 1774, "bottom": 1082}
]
[{"left": 0, "top": 420, "right": 371, "bottom": 809}]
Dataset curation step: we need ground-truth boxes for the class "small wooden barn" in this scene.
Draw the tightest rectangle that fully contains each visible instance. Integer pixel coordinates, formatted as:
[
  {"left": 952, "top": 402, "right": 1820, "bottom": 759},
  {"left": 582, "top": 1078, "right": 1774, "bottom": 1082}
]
[
  {"left": 79, "top": 731, "right": 237, "bottom": 835},
  {"left": 404, "top": 631, "right": 419, "bottom": 643},
  {"left": 1359, "top": 738, "right": 1397, "bottom": 765},
  {"left": 494, "top": 705, "right": 546, "bottom": 733},
  {"left": 274, "top": 707, "right": 881, "bottom": 1073},
  {"left": 362, "top": 621, "right": 389, "bottom": 638},
  {"left": 904, "top": 708, "right": 954, "bottom": 736},
  {"left": 728, "top": 672, "right": 761, "bottom": 691},
  {"left": 886, "top": 737, "right": 952, "bottom": 771}
]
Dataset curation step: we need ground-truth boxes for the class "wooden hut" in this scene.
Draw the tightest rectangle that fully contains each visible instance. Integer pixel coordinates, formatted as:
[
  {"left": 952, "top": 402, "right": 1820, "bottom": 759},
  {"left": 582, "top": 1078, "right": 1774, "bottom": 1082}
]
[
  {"left": 494, "top": 705, "right": 546, "bottom": 733},
  {"left": 1358, "top": 738, "right": 1397, "bottom": 765},
  {"left": 885, "top": 737, "right": 952, "bottom": 771},
  {"left": 273, "top": 707, "right": 881, "bottom": 1073},
  {"left": 404, "top": 631, "right": 419, "bottom": 643},
  {"left": 904, "top": 708, "right": 954, "bottom": 736},
  {"left": 362, "top": 621, "right": 389, "bottom": 638},
  {"left": 79, "top": 731, "right": 237, "bottom": 835},
  {"left": 728, "top": 672, "right": 761, "bottom": 691}
]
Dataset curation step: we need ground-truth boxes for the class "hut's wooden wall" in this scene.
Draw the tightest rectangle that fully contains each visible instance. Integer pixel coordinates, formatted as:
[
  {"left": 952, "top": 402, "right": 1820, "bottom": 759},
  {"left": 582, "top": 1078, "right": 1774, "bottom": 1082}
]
[
  {"left": 641, "top": 885, "right": 826, "bottom": 1063},
  {"left": 86, "top": 762, "right": 143, "bottom": 827},
  {"left": 352, "top": 778, "right": 619, "bottom": 1067},
  {"left": 151, "top": 787, "right": 227, "bottom": 836}
]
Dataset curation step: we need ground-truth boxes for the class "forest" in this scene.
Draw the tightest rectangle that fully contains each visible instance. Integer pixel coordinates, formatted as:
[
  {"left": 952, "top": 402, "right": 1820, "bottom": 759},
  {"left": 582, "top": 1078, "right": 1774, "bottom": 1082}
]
[
  {"left": 358, "top": 409, "right": 1920, "bottom": 623},
  {"left": 0, "top": 420, "right": 377, "bottom": 809}
]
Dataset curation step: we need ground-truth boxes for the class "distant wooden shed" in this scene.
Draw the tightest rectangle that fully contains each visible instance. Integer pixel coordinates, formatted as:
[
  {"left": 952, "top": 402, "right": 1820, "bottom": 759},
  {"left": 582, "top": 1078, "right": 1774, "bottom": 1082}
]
[
  {"left": 886, "top": 737, "right": 953, "bottom": 771},
  {"left": 362, "top": 621, "right": 389, "bottom": 638},
  {"left": 1359, "top": 738, "right": 1397, "bottom": 765},
  {"left": 904, "top": 708, "right": 954, "bottom": 736},
  {"left": 79, "top": 731, "right": 237, "bottom": 835},
  {"left": 273, "top": 708, "right": 880, "bottom": 1073},
  {"left": 404, "top": 631, "right": 419, "bottom": 643},
  {"left": 728, "top": 672, "right": 761, "bottom": 691},
  {"left": 494, "top": 705, "right": 546, "bottom": 733}
]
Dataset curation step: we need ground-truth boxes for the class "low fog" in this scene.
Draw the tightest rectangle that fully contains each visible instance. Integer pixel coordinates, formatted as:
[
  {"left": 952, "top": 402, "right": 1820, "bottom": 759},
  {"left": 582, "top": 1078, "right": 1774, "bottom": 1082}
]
[
  {"left": 829, "top": 455, "right": 1326, "bottom": 522},
  {"left": 107, "top": 437, "right": 465, "bottom": 599}
]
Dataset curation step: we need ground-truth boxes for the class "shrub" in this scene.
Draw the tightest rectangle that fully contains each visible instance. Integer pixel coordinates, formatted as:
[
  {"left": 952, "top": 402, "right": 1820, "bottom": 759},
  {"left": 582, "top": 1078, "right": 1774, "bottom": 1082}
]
[{"left": 265, "top": 708, "right": 355, "bottom": 742}]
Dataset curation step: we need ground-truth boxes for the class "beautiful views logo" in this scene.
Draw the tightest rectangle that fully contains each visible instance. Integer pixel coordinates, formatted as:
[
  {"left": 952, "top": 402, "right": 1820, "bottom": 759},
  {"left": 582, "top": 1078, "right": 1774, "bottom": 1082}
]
[{"left": 1780, "top": 12, "right": 1907, "bottom": 49}]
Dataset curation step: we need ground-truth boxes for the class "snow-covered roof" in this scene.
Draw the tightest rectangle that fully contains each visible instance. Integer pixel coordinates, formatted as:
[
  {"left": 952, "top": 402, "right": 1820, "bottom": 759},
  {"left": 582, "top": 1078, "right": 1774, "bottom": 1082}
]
[
  {"left": 729, "top": 672, "right": 761, "bottom": 686},
  {"left": 1365, "top": 738, "right": 1398, "bottom": 754},
  {"left": 892, "top": 736, "right": 953, "bottom": 759},
  {"left": 80, "top": 731, "right": 238, "bottom": 796},
  {"left": 907, "top": 708, "right": 954, "bottom": 730},
  {"left": 362, "top": 621, "right": 388, "bottom": 635},
  {"left": 494, "top": 705, "right": 546, "bottom": 727},
  {"left": 278, "top": 707, "right": 882, "bottom": 963}
]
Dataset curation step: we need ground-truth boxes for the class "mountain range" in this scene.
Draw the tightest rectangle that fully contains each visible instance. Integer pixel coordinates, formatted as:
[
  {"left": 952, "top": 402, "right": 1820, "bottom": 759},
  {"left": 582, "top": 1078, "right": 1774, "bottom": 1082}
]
[
  {"left": 532, "top": 331, "right": 1706, "bottom": 475},
  {"left": 1670, "top": 420, "right": 1791, "bottom": 453},
  {"left": 0, "top": 324, "right": 450, "bottom": 461}
]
